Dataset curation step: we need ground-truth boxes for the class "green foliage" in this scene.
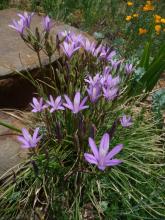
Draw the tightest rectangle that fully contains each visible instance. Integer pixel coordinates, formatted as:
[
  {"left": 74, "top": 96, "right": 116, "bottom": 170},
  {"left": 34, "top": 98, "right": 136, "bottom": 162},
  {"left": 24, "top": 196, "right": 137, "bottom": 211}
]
[
  {"left": 128, "top": 42, "right": 165, "bottom": 96},
  {"left": 0, "top": 0, "right": 9, "bottom": 10},
  {"left": 152, "top": 89, "right": 165, "bottom": 127},
  {"left": 0, "top": 110, "right": 165, "bottom": 219}
]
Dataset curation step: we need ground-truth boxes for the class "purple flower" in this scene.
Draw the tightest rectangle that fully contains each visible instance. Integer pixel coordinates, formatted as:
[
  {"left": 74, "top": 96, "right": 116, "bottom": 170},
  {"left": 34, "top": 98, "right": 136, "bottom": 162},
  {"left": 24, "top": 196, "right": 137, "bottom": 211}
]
[
  {"left": 92, "top": 44, "right": 103, "bottom": 57},
  {"left": 103, "top": 87, "right": 118, "bottom": 101},
  {"left": 17, "top": 127, "right": 42, "bottom": 149},
  {"left": 84, "top": 133, "right": 123, "bottom": 171},
  {"left": 87, "top": 85, "right": 101, "bottom": 103},
  {"left": 63, "top": 92, "right": 88, "bottom": 114},
  {"left": 17, "top": 12, "right": 34, "bottom": 28},
  {"left": 125, "top": 63, "right": 134, "bottom": 75},
  {"left": 111, "top": 60, "right": 121, "bottom": 71},
  {"left": 46, "top": 95, "right": 65, "bottom": 113},
  {"left": 9, "top": 18, "right": 25, "bottom": 34},
  {"left": 30, "top": 97, "right": 46, "bottom": 113},
  {"left": 106, "top": 75, "right": 120, "bottom": 88},
  {"left": 42, "top": 15, "right": 53, "bottom": 32},
  {"left": 85, "top": 74, "right": 101, "bottom": 86},
  {"left": 60, "top": 41, "right": 80, "bottom": 58},
  {"left": 80, "top": 37, "right": 96, "bottom": 53},
  {"left": 69, "top": 33, "right": 84, "bottom": 47},
  {"left": 106, "top": 51, "right": 116, "bottom": 62},
  {"left": 120, "top": 115, "right": 133, "bottom": 127},
  {"left": 102, "top": 66, "right": 111, "bottom": 76},
  {"left": 9, "top": 12, "right": 34, "bottom": 34},
  {"left": 99, "top": 46, "right": 109, "bottom": 59}
]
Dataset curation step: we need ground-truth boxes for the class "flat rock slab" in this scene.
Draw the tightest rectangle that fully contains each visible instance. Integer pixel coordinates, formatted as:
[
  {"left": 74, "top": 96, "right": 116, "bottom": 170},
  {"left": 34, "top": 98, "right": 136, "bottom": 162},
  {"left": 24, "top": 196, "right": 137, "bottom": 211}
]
[
  {"left": 0, "top": 8, "right": 81, "bottom": 78},
  {"left": 0, "top": 112, "right": 27, "bottom": 177}
]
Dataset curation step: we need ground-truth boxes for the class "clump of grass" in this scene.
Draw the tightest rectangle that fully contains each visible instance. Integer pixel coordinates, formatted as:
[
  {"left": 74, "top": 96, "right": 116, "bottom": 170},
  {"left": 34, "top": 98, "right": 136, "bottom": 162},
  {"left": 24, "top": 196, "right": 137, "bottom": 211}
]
[{"left": 0, "top": 108, "right": 165, "bottom": 219}]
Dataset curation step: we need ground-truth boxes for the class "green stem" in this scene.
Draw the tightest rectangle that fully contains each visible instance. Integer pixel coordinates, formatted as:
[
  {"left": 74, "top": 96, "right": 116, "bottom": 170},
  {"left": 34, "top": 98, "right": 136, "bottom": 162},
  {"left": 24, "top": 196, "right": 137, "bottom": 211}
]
[
  {"left": 36, "top": 50, "right": 42, "bottom": 69},
  {"left": 0, "top": 120, "right": 21, "bottom": 133}
]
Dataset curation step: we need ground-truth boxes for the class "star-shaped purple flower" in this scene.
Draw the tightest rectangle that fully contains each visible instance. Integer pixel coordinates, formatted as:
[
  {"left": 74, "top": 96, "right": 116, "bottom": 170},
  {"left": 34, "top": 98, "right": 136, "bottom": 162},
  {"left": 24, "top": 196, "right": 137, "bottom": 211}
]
[
  {"left": 17, "top": 127, "right": 42, "bottom": 149},
  {"left": 84, "top": 133, "right": 123, "bottom": 171},
  {"left": 63, "top": 92, "right": 88, "bottom": 114},
  {"left": 9, "top": 18, "right": 25, "bottom": 34},
  {"left": 120, "top": 115, "right": 133, "bottom": 127},
  {"left": 46, "top": 95, "right": 65, "bottom": 113},
  {"left": 30, "top": 97, "right": 46, "bottom": 113},
  {"left": 60, "top": 41, "right": 80, "bottom": 59},
  {"left": 103, "top": 87, "right": 118, "bottom": 101}
]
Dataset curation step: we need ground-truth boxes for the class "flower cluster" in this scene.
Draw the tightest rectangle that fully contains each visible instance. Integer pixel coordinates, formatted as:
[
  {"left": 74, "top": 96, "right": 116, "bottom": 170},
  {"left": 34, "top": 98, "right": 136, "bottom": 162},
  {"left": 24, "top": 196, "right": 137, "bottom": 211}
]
[
  {"left": 30, "top": 92, "right": 88, "bottom": 114},
  {"left": 154, "top": 15, "right": 165, "bottom": 34},
  {"left": 143, "top": 1, "right": 155, "bottom": 11},
  {"left": 9, "top": 12, "right": 34, "bottom": 35},
  {"left": 59, "top": 31, "right": 116, "bottom": 62},
  {"left": 9, "top": 12, "right": 53, "bottom": 35},
  {"left": 85, "top": 68, "right": 120, "bottom": 102},
  {"left": 125, "top": 1, "right": 165, "bottom": 36},
  {"left": 14, "top": 14, "right": 133, "bottom": 172}
]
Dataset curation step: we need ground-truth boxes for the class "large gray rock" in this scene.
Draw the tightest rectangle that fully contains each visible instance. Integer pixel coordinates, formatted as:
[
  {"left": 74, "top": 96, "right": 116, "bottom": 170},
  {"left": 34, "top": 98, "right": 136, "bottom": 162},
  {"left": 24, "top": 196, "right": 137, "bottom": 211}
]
[
  {"left": 0, "top": 8, "right": 88, "bottom": 108},
  {"left": 0, "top": 8, "right": 80, "bottom": 78}
]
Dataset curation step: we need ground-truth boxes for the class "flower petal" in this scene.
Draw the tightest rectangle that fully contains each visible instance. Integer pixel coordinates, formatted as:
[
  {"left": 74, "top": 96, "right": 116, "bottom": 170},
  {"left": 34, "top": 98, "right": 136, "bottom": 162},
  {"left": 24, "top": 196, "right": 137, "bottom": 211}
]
[
  {"left": 64, "top": 95, "right": 73, "bottom": 109},
  {"left": 80, "top": 96, "right": 88, "bottom": 108},
  {"left": 105, "top": 144, "right": 123, "bottom": 161},
  {"left": 17, "top": 136, "right": 29, "bottom": 147},
  {"left": 105, "top": 159, "right": 122, "bottom": 166},
  {"left": 99, "top": 133, "right": 109, "bottom": 157},
  {"left": 74, "top": 92, "right": 81, "bottom": 113},
  {"left": 32, "top": 127, "right": 39, "bottom": 140},
  {"left": 88, "top": 137, "right": 99, "bottom": 160},
  {"left": 84, "top": 153, "right": 98, "bottom": 165},
  {"left": 22, "top": 128, "right": 31, "bottom": 141}
]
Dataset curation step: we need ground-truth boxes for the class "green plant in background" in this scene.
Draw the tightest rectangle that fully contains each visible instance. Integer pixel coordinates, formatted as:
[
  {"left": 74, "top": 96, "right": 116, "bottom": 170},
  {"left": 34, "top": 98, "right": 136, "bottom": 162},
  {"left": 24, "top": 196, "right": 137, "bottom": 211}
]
[
  {"left": 128, "top": 42, "right": 165, "bottom": 96},
  {"left": 0, "top": 12, "right": 165, "bottom": 219},
  {"left": 152, "top": 89, "right": 165, "bottom": 128},
  {"left": 0, "top": 0, "right": 9, "bottom": 10}
]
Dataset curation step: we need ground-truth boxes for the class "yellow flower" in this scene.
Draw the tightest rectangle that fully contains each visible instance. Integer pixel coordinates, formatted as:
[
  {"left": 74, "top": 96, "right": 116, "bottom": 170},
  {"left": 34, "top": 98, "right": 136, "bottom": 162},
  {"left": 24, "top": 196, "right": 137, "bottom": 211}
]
[
  {"left": 155, "top": 25, "right": 161, "bottom": 33},
  {"left": 126, "top": 16, "right": 132, "bottom": 21},
  {"left": 161, "top": 18, "right": 165, "bottom": 24},
  {"left": 139, "top": 28, "right": 147, "bottom": 35},
  {"left": 127, "top": 1, "right": 133, "bottom": 6},
  {"left": 133, "top": 14, "right": 139, "bottom": 18}
]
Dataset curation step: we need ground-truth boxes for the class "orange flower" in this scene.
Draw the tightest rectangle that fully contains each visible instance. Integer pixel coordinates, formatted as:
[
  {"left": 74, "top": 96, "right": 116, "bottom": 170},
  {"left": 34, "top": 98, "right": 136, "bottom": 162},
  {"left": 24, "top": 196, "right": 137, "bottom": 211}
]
[
  {"left": 154, "top": 14, "right": 161, "bottom": 23},
  {"left": 161, "top": 18, "right": 165, "bottom": 24},
  {"left": 143, "top": 2, "right": 155, "bottom": 11},
  {"left": 126, "top": 16, "right": 132, "bottom": 21},
  {"left": 155, "top": 25, "right": 161, "bottom": 34},
  {"left": 133, "top": 14, "right": 139, "bottom": 18},
  {"left": 139, "top": 28, "right": 147, "bottom": 35},
  {"left": 127, "top": 1, "right": 134, "bottom": 6}
]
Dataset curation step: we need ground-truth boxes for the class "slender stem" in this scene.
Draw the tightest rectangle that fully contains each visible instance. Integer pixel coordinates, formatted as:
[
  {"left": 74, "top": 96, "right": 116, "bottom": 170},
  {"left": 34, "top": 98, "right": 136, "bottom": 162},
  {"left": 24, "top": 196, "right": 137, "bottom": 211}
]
[{"left": 36, "top": 50, "right": 42, "bottom": 69}]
